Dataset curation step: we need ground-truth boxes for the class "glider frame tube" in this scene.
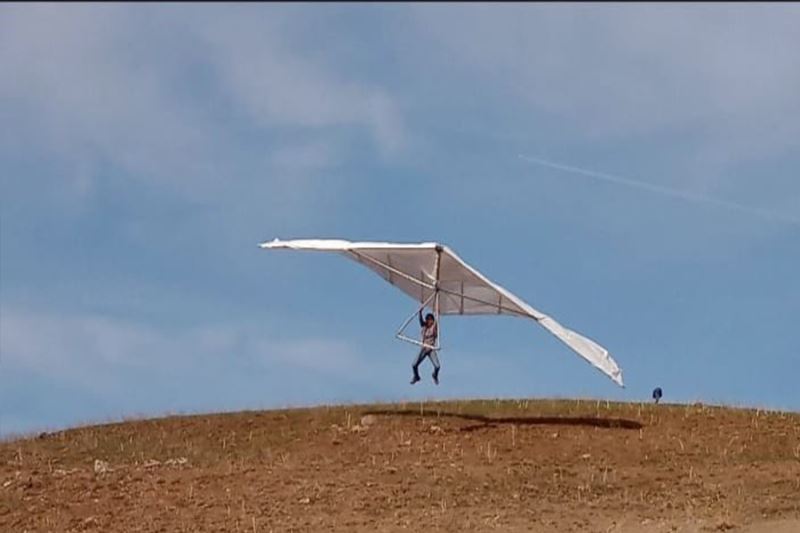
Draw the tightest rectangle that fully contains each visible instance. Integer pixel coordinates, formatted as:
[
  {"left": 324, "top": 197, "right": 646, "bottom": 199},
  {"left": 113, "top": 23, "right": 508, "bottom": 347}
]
[
  {"left": 433, "top": 245, "right": 442, "bottom": 352},
  {"left": 348, "top": 249, "right": 441, "bottom": 350},
  {"left": 347, "top": 249, "right": 532, "bottom": 318},
  {"left": 392, "top": 247, "right": 443, "bottom": 351},
  {"left": 347, "top": 250, "right": 435, "bottom": 291},
  {"left": 348, "top": 247, "right": 534, "bottom": 351}
]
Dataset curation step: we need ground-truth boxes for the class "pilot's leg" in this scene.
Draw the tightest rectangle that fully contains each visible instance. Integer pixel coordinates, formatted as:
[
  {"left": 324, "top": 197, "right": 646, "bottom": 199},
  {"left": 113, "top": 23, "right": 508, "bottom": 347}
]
[
  {"left": 410, "top": 347, "right": 428, "bottom": 384},
  {"left": 429, "top": 351, "right": 440, "bottom": 385}
]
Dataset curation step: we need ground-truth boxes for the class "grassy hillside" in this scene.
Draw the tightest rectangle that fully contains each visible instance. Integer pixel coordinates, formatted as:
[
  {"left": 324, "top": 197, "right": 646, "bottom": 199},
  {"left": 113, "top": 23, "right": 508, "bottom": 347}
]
[{"left": 1, "top": 399, "right": 799, "bottom": 532}]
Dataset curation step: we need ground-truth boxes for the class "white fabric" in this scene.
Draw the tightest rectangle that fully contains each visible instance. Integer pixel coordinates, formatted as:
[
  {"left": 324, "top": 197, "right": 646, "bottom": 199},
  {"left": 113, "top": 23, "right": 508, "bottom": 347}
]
[{"left": 260, "top": 238, "right": 624, "bottom": 386}]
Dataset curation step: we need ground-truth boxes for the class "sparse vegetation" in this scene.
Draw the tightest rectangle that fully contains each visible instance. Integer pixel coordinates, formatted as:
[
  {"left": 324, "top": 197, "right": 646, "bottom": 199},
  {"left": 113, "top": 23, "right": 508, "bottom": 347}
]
[{"left": 1, "top": 399, "right": 798, "bottom": 532}]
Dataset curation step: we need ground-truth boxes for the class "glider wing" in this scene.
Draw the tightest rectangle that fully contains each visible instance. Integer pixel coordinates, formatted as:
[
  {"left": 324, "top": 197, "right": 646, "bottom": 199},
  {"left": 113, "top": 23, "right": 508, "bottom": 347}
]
[{"left": 259, "top": 238, "right": 623, "bottom": 386}]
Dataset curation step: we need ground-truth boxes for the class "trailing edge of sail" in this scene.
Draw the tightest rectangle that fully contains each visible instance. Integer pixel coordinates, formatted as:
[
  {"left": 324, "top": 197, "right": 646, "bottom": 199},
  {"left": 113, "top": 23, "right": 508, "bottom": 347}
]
[{"left": 259, "top": 238, "right": 624, "bottom": 387}]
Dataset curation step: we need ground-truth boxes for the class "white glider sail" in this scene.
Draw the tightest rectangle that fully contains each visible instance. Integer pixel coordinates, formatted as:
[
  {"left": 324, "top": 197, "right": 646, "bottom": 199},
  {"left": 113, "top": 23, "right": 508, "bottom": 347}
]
[{"left": 259, "top": 238, "right": 623, "bottom": 386}]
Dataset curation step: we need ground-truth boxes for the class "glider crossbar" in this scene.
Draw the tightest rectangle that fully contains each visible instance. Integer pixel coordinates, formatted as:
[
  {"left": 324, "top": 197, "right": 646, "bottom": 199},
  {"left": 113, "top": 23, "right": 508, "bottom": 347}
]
[{"left": 347, "top": 250, "right": 435, "bottom": 292}]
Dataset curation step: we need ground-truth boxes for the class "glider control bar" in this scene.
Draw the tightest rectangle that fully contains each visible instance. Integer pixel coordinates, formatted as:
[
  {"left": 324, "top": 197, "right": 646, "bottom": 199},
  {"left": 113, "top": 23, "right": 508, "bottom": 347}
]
[{"left": 394, "top": 291, "right": 440, "bottom": 350}]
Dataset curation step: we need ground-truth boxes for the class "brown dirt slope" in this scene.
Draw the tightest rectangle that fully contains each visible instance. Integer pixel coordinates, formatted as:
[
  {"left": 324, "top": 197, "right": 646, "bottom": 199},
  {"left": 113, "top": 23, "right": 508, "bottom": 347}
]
[{"left": 1, "top": 399, "right": 799, "bottom": 532}]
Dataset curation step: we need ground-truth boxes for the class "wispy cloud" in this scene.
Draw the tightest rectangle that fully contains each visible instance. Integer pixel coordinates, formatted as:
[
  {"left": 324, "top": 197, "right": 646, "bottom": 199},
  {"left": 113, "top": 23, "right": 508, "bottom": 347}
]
[
  {"left": 0, "top": 308, "right": 368, "bottom": 397},
  {"left": 519, "top": 154, "right": 800, "bottom": 227},
  {"left": 0, "top": 306, "right": 383, "bottom": 434},
  {"left": 196, "top": 10, "right": 404, "bottom": 155},
  {"left": 0, "top": 5, "right": 404, "bottom": 204},
  {"left": 0, "top": 5, "right": 216, "bottom": 196},
  {"left": 408, "top": 5, "right": 800, "bottom": 169}
]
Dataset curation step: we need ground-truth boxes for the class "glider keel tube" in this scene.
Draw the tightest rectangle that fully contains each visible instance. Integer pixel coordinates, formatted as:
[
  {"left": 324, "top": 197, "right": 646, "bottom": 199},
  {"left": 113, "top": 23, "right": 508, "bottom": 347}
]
[{"left": 259, "top": 238, "right": 624, "bottom": 386}]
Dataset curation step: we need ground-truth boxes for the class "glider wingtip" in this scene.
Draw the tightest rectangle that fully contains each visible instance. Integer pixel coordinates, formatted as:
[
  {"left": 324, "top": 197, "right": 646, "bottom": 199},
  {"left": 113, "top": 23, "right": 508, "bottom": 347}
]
[{"left": 259, "top": 238, "right": 282, "bottom": 248}]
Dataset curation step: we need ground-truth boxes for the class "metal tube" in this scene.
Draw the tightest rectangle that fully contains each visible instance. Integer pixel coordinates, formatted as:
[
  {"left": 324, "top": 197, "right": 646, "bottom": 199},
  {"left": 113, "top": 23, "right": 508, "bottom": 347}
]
[
  {"left": 347, "top": 248, "right": 528, "bottom": 317},
  {"left": 433, "top": 246, "right": 442, "bottom": 350},
  {"left": 395, "top": 292, "right": 439, "bottom": 350},
  {"left": 434, "top": 286, "right": 534, "bottom": 318},
  {"left": 395, "top": 292, "right": 436, "bottom": 337},
  {"left": 348, "top": 250, "right": 435, "bottom": 291}
]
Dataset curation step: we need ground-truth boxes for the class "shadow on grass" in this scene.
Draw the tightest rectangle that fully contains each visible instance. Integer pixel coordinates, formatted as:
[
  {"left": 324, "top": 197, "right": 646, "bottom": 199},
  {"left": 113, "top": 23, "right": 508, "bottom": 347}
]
[{"left": 363, "top": 409, "right": 643, "bottom": 431}]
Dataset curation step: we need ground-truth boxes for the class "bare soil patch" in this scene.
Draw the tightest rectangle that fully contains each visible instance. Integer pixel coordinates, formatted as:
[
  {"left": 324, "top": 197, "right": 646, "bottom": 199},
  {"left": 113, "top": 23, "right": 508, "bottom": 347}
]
[{"left": 2, "top": 399, "right": 798, "bottom": 531}]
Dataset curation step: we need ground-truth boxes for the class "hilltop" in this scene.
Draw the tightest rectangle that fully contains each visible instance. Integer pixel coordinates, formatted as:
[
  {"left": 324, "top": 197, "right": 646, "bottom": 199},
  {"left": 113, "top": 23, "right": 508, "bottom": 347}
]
[{"left": 1, "top": 399, "right": 799, "bottom": 532}]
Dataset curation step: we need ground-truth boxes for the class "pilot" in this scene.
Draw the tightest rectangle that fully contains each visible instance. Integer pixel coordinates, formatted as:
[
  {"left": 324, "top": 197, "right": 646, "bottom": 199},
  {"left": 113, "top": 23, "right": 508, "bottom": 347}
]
[{"left": 411, "top": 309, "right": 440, "bottom": 385}]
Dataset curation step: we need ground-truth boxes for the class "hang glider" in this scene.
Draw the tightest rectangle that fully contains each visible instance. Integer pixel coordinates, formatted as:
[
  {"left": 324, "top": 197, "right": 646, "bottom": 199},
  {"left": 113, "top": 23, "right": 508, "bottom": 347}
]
[{"left": 259, "top": 238, "right": 623, "bottom": 386}]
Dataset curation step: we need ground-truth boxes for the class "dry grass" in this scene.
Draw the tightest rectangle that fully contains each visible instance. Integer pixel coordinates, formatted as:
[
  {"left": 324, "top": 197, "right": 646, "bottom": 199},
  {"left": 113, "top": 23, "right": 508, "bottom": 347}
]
[{"left": 1, "top": 399, "right": 799, "bottom": 532}]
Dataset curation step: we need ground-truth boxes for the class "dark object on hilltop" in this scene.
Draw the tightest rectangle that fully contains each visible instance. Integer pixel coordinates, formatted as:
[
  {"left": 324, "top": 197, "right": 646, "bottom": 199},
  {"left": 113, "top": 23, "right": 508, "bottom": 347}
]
[{"left": 652, "top": 387, "right": 663, "bottom": 404}]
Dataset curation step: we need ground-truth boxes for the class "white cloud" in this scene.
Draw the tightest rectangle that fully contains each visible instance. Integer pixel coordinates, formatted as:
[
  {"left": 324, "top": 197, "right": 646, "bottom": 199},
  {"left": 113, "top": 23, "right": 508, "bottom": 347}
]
[
  {"left": 195, "top": 10, "right": 404, "bottom": 154},
  {"left": 0, "top": 5, "right": 215, "bottom": 197},
  {"left": 409, "top": 4, "right": 800, "bottom": 159},
  {"left": 0, "top": 5, "right": 404, "bottom": 204},
  {"left": 0, "top": 308, "right": 366, "bottom": 395},
  {"left": 0, "top": 306, "right": 391, "bottom": 434}
]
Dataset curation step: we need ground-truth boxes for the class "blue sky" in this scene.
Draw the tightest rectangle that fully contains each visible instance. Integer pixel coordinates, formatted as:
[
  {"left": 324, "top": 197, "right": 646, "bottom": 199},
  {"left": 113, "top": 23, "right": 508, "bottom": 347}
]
[{"left": 1, "top": 4, "right": 799, "bottom": 436}]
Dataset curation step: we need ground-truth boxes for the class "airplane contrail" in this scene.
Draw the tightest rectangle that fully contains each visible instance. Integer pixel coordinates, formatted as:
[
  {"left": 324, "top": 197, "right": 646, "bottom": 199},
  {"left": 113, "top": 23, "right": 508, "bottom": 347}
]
[{"left": 518, "top": 154, "right": 800, "bottom": 227}]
